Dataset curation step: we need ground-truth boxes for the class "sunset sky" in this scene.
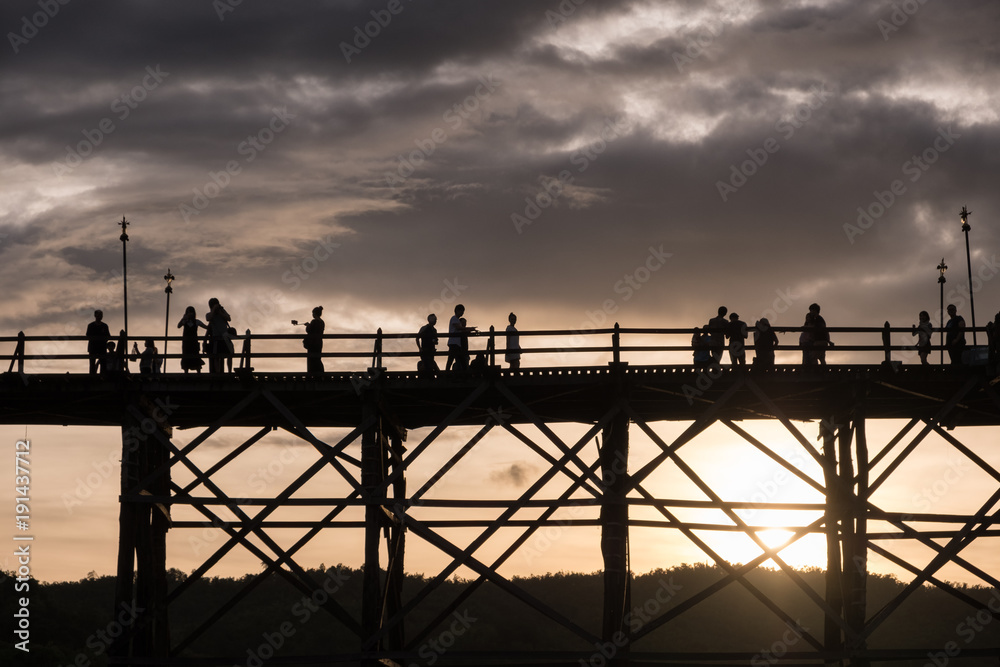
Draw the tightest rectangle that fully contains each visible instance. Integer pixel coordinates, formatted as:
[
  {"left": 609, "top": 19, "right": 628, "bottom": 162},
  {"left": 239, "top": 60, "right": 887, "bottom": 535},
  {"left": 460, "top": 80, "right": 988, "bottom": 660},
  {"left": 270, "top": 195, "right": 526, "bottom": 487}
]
[{"left": 2, "top": 1, "right": 999, "bottom": 587}]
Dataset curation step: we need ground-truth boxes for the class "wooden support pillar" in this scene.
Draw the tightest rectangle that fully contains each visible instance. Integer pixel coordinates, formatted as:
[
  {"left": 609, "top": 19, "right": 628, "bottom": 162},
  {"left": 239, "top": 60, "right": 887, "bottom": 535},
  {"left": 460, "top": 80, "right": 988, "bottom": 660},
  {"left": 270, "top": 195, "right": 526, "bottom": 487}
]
[
  {"left": 600, "top": 411, "right": 630, "bottom": 662},
  {"left": 385, "top": 433, "right": 406, "bottom": 651},
  {"left": 111, "top": 399, "right": 172, "bottom": 664},
  {"left": 111, "top": 419, "right": 139, "bottom": 664},
  {"left": 361, "top": 399, "right": 384, "bottom": 664},
  {"left": 822, "top": 417, "right": 845, "bottom": 666},
  {"left": 846, "top": 410, "right": 869, "bottom": 666}
]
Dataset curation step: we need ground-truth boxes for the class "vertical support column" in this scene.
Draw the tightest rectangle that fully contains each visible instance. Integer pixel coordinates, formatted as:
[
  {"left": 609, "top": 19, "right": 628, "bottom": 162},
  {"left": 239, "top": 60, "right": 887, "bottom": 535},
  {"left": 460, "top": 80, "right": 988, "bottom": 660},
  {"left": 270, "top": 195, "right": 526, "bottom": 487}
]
[
  {"left": 601, "top": 410, "right": 630, "bottom": 662},
  {"left": 111, "top": 399, "right": 172, "bottom": 664},
  {"left": 385, "top": 433, "right": 407, "bottom": 651},
  {"left": 361, "top": 397, "right": 384, "bottom": 664},
  {"left": 111, "top": 419, "right": 139, "bottom": 664},
  {"left": 148, "top": 419, "right": 172, "bottom": 657},
  {"left": 847, "top": 409, "right": 869, "bottom": 666},
  {"left": 822, "top": 417, "right": 845, "bottom": 666}
]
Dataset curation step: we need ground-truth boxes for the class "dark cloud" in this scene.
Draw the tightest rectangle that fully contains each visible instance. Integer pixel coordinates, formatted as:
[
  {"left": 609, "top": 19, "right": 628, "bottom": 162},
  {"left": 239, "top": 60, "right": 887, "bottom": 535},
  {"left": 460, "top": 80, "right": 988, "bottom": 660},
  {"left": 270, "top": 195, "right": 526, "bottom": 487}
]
[
  {"left": 1, "top": 0, "right": 998, "bottom": 345},
  {"left": 489, "top": 462, "right": 536, "bottom": 487}
]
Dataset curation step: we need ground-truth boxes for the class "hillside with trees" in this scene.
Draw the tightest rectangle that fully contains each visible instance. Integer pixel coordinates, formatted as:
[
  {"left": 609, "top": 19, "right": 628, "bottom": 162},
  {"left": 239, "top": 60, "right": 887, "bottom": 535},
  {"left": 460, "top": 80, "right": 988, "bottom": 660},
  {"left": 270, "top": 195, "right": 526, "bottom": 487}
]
[{"left": 3, "top": 564, "right": 999, "bottom": 666}]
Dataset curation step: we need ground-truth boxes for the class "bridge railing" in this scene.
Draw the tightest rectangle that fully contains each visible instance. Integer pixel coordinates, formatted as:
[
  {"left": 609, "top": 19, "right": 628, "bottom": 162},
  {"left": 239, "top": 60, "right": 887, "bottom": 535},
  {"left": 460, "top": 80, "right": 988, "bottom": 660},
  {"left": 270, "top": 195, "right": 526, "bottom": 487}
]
[{"left": 1, "top": 322, "right": 993, "bottom": 375}]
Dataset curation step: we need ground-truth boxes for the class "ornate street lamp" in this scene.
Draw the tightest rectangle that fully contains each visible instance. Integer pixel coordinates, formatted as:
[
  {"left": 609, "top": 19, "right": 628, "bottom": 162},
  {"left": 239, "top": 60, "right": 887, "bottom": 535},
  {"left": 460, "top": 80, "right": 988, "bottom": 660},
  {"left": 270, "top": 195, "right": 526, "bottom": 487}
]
[
  {"left": 163, "top": 269, "right": 175, "bottom": 372},
  {"left": 119, "top": 216, "right": 129, "bottom": 342},
  {"left": 937, "top": 258, "right": 947, "bottom": 364},
  {"left": 960, "top": 206, "right": 976, "bottom": 346}
]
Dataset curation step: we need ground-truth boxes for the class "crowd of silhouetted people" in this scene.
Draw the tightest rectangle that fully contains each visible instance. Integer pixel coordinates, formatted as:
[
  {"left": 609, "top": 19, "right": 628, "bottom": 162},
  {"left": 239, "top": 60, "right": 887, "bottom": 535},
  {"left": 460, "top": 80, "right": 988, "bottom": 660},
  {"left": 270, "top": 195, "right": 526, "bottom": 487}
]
[{"left": 82, "top": 299, "right": 1000, "bottom": 377}]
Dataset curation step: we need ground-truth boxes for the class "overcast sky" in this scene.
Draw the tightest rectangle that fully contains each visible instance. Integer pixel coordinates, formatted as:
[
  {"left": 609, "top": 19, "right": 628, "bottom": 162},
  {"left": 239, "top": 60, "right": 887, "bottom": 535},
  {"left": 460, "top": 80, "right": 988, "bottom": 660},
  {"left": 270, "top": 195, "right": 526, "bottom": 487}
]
[{"left": 2, "top": 1, "right": 999, "bottom": 587}]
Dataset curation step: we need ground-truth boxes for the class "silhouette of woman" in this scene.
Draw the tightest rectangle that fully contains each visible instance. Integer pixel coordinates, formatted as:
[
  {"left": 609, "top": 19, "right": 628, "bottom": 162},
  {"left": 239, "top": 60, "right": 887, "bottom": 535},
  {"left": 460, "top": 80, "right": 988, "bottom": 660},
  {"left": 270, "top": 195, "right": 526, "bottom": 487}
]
[{"left": 177, "top": 306, "right": 206, "bottom": 373}]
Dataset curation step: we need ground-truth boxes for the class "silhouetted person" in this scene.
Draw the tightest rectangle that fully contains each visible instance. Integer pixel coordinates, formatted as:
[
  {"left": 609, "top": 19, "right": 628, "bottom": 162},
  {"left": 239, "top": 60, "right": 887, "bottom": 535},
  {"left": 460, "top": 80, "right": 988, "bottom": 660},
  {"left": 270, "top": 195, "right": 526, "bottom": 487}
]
[
  {"left": 225, "top": 326, "right": 237, "bottom": 372},
  {"left": 945, "top": 304, "right": 966, "bottom": 365},
  {"left": 470, "top": 352, "right": 487, "bottom": 378},
  {"left": 447, "top": 304, "right": 476, "bottom": 372},
  {"left": 912, "top": 310, "right": 932, "bottom": 366},
  {"left": 692, "top": 327, "right": 712, "bottom": 369},
  {"left": 205, "top": 298, "right": 231, "bottom": 374},
  {"left": 988, "top": 311, "right": 1000, "bottom": 374},
  {"left": 416, "top": 314, "right": 439, "bottom": 378},
  {"left": 707, "top": 306, "right": 728, "bottom": 367},
  {"left": 753, "top": 318, "right": 779, "bottom": 368},
  {"left": 86, "top": 310, "right": 111, "bottom": 374},
  {"left": 799, "top": 312, "right": 814, "bottom": 365},
  {"left": 102, "top": 342, "right": 120, "bottom": 375},
  {"left": 135, "top": 338, "right": 159, "bottom": 375},
  {"left": 298, "top": 306, "right": 325, "bottom": 376},
  {"left": 505, "top": 312, "right": 521, "bottom": 371},
  {"left": 177, "top": 306, "right": 206, "bottom": 373},
  {"left": 809, "top": 304, "right": 829, "bottom": 365},
  {"left": 726, "top": 312, "right": 747, "bottom": 366}
]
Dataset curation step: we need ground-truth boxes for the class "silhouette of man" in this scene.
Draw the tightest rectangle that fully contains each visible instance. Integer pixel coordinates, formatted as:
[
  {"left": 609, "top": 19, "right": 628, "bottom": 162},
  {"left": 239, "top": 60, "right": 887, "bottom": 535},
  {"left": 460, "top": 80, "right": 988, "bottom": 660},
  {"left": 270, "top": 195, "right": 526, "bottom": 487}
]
[
  {"left": 416, "top": 314, "right": 439, "bottom": 378},
  {"left": 86, "top": 310, "right": 111, "bottom": 374},
  {"left": 707, "top": 306, "right": 728, "bottom": 367},
  {"left": 809, "top": 303, "right": 830, "bottom": 365},
  {"left": 945, "top": 304, "right": 966, "bottom": 365},
  {"left": 505, "top": 312, "right": 521, "bottom": 371},
  {"left": 304, "top": 306, "right": 325, "bottom": 376},
  {"left": 447, "top": 304, "right": 475, "bottom": 373},
  {"left": 205, "top": 298, "right": 231, "bottom": 374},
  {"left": 753, "top": 318, "right": 779, "bottom": 368},
  {"left": 726, "top": 312, "right": 747, "bottom": 366}
]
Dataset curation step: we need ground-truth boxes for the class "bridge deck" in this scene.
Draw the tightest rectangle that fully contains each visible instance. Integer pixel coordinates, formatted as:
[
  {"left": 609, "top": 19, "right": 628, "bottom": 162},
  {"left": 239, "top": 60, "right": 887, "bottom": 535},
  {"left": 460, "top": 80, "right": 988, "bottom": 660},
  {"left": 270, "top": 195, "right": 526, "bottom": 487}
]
[{"left": 3, "top": 364, "right": 998, "bottom": 429}]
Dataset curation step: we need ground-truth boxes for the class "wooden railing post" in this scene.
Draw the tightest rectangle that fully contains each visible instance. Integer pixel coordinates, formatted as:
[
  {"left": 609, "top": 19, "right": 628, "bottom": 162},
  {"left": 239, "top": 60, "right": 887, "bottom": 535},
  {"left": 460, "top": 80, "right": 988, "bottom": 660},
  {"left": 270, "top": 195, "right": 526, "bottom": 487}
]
[
  {"left": 371, "top": 328, "right": 384, "bottom": 371},
  {"left": 238, "top": 329, "right": 252, "bottom": 372},
  {"left": 488, "top": 325, "right": 496, "bottom": 368},
  {"left": 881, "top": 321, "right": 891, "bottom": 365},
  {"left": 7, "top": 331, "right": 25, "bottom": 375},
  {"left": 612, "top": 323, "right": 621, "bottom": 365}
]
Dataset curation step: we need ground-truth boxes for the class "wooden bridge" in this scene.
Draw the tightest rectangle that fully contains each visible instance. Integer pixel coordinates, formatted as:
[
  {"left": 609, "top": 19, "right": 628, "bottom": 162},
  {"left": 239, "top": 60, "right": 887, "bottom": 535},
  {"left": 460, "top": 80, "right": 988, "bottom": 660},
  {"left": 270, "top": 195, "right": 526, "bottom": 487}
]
[{"left": 3, "top": 325, "right": 1000, "bottom": 666}]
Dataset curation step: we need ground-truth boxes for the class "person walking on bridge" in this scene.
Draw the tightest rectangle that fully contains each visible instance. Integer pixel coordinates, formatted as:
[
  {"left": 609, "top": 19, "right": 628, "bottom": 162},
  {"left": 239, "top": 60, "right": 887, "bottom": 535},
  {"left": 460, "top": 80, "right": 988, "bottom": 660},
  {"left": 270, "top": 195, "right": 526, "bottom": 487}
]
[
  {"left": 416, "top": 314, "right": 439, "bottom": 378},
  {"left": 205, "top": 297, "right": 231, "bottom": 374},
  {"left": 177, "top": 306, "right": 206, "bottom": 373},
  {"left": 945, "top": 304, "right": 966, "bottom": 365},
  {"left": 86, "top": 310, "right": 111, "bottom": 374},
  {"left": 303, "top": 306, "right": 325, "bottom": 376},
  {"left": 707, "top": 306, "right": 728, "bottom": 368}
]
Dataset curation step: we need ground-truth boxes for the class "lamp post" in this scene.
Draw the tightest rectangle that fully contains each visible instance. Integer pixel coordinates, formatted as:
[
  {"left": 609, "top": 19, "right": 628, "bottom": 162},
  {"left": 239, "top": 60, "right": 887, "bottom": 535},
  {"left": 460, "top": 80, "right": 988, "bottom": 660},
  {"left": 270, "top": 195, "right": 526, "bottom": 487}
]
[
  {"left": 163, "top": 269, "right": 174, "bottom": 373},
  {"left": 960, "top": 205, "right": 976, "bottom": 346},
  {"left": 119, "top": 216, "right": 129, "bottom": 341},
  {"left": 937, "top": 258, "right": 947, "bottom": 365}
]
